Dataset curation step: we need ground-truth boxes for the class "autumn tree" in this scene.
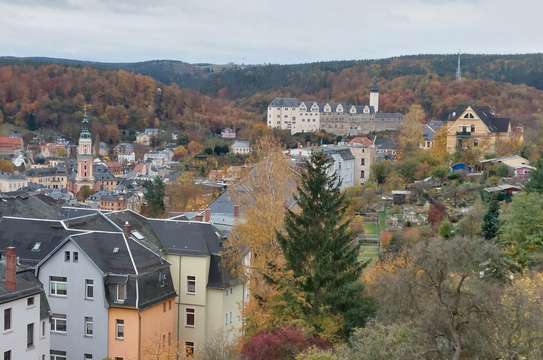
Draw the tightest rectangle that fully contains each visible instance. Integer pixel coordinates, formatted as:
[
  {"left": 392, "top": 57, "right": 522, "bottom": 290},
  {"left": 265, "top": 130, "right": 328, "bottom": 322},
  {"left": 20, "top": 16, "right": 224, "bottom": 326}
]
[
  {"left": 0, "top": 159, "right": 15, "bottom": 173},
  {"left": 398, "top": 104, "right": 425, "bottom": 158},
  {"left": 429, "top": 125, "right": 448, "bottom": 163},
  {"left": 224, "top": 137, "right": 296, "bottom": 337},
  {"left": 365, "top": 236, "right": 506, "bottom": 360},
  {"left": 77, "top": 185, "right": 93, "bottom": 201},
  {"left": 272, "top": 151, "right": 374, "bottom": 339}
]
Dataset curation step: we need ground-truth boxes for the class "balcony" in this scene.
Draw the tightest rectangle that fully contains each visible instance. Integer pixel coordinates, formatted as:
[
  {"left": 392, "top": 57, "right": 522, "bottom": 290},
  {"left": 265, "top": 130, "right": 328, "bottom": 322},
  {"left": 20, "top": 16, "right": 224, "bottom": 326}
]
[{"left": 456, "top": 131, "right": 472, "bottom": 139}]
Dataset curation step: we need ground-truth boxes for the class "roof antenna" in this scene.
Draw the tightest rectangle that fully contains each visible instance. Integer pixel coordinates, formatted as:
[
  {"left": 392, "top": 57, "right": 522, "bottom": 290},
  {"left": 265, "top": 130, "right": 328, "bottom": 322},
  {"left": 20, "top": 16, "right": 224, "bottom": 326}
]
[{"left": 456, "top": 52, "right": 462, "bottom": 81}]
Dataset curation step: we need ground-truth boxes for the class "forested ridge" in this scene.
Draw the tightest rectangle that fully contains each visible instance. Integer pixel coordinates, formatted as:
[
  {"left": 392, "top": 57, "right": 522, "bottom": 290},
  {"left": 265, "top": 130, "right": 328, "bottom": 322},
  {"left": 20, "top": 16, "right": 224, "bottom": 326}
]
[
  {"left": 3, "top": 54, "right": 543, "bottom": 144},
  {"left": 0, "top": 64, "right": 259, "bottom": 144}
]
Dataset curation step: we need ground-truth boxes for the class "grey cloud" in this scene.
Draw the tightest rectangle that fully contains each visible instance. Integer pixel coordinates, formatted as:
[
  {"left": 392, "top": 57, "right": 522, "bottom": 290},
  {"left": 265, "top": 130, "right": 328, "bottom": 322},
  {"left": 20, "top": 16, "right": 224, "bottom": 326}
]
[{"left": 0, "top": 0, "right": 541, "bottom": 64}]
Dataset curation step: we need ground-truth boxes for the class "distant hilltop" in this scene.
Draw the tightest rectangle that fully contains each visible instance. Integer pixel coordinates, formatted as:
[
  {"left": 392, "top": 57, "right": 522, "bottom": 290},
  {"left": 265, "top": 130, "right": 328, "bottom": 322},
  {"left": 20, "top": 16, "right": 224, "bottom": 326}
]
[{"left": 4, "top": 53, "right": 543, "bottom": 98}]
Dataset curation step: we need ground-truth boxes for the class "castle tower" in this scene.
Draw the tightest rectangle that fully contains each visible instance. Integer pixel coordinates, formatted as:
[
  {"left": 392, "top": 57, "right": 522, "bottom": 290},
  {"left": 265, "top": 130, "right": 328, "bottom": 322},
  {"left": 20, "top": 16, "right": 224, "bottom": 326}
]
[
  {"left": 369, "top": 80, "right": 379, "bottom": 113},
  {"left": 75, "top": 107, "right": 94, "bottom": 189}
]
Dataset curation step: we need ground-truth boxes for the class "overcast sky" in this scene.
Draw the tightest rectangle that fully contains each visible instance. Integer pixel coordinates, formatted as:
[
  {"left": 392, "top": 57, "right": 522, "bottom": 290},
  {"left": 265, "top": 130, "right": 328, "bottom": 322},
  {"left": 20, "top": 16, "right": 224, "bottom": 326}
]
[{"left": 0, "top": 0, "right": 540, "bottom": 64}]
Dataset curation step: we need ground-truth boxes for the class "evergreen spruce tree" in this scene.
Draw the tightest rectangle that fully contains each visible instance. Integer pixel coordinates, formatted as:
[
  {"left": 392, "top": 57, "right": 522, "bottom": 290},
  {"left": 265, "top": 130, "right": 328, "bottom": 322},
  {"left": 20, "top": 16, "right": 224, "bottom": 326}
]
[
  {"left": 525, "top": 157, "right": 543, "bottom": 193},
  {"left": 143, "top": 176, "right": 165, "bottom": 217},
  {"left": 482, "top": 196, "right": 500, "bottom": 240},
  {"left": 274, "top": 151, "right": 374, "bottom": 338}
]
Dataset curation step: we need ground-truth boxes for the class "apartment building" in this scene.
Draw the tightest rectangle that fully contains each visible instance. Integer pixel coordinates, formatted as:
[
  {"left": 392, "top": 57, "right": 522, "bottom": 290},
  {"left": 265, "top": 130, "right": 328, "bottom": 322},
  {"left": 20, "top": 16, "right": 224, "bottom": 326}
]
[
  {"left": 0, "top": 247, "right": 50, "bottom": 360},
  {"left": 347, "top": 137, "right": 376, "bottom": 185},
  {"left": 0, "top": 173, "right": 28, "bottom": 193},
  {"left": 26, "top": 167, "right": 68, "bottom": 190},
  {"left": 0, "top": 216, "right": 176, "bottom": 360}
]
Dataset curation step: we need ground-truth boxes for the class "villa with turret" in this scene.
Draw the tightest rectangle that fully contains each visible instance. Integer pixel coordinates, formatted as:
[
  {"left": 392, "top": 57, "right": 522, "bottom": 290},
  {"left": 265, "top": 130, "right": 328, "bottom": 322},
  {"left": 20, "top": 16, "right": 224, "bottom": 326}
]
[{"left": 267, "top": 83, "right": 404, "bottom": 136}]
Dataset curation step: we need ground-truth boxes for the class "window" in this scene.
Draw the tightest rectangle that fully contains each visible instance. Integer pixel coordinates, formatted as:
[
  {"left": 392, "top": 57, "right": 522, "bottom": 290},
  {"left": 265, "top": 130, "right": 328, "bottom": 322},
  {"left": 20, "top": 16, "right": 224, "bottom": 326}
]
[
  {"left": 41, "top": 320, "right": 45, "bottom": 337},
  {"left": 159, "top": 272, "right": 167, "bottom": 287},
  {"left": 116, "top": 319, "right": 125, "bottom": 339},
  {"left": 51, "top": 314, "right": 67, "bottom": 333},
  {"left": 50, "top": 350, "right": 67, "bottom": 360},
  {"left": 73, "top": 252, "right": 79, "bottom": 262},
  {"left": 229, "top": 311, "right": 233, "bottom": 324},
  {"left": 27, "top": 323, "right": 34, "bottom": 348},
  {"left": 84, "top": 316, "right": 93, "bottom": 337},
  {"left": 115, "top": 358, "right": 124, "bottom": 360},
  {"left": 31, "top": 242, "right": 41, "bottom": 252},
  {"left": 3, "top": 308, "right": 11, "bottom": 331},
  {"left": 186, "top": 308, "right": 195, "bottom": 327},
  {"left": 85, "top": 279, "right": 94, "bottom": 299},
  {"left": 225, "top": 313, "right": 228, "bottom": 325},
  {"left": 116, "top": 284, "right": 127, "bottom": 303},
  {"left": 84, "top": 354, "right": 93, "bottom": 360},
  {"left": 168, "top": 300, "right": 172, "bottom": 310},
  {"left": 50, "top": 276, "right": 67, "bottom": 296},
  {"left": 471, "top": 125, "right": 475, "bottom": 133},
  {"left": 163, "top": 302, "right": 166, "bottom": 312},
  {"left": 185, "top": 342, "right": 194, "bottom": 357},
  {"left": 3, "top": 350, "right": 10, "bottom": 360},
  {"left": 360, "top": 158, "right": 365, "bottom": 166},
  {"left": 187, "top": 276, "right": 196, "bottom": 294},
  {"left": 64, "top": 251, "right": 70, "bottom": 262},
  {"left": 27, "top": 296, "right": 35, "bottom": 307},
  {"left": 361, "top": 171, "right": 365, "bottom": 179}
]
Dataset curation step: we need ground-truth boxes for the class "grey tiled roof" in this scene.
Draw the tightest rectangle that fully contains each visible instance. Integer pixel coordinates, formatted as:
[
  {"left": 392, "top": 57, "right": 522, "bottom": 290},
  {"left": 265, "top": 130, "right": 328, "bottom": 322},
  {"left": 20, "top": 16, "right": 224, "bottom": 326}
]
[{"left": 0, "top": 267, "right": 43, "bottom": 305}]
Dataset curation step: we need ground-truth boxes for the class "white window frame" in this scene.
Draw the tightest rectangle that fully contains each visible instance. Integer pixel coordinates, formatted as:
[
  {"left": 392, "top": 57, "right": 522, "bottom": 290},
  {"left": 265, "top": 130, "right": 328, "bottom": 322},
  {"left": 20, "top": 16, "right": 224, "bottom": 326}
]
[
  {"left": 116, "top": 284, "right": 127, "bottom": 303},
  {"left": 187, "top": 276, "right": 196, "bottom": 295},
  {"left": 84, "top": 316, "right": 93, "bottom": 337},
  {"left": 185, "top": 308, "right": 195, "bottom": 328},
  {"left": 50, "top": 350, "right": 67, "bottom": 360},
  {"left": 85, "top": 279, "right": 94, "bottom": 300},
  {"left": 115, "top": 319, "right": 125, "bottom": 340},
  {"left": 49, "top": 276, "right": 67, "bottom": 297},
  {"left": 50, "top": 314, "right": 67, "bottom": 334},
  {"left": 26, "top": 296, "right": 35, "bottom": 308}
]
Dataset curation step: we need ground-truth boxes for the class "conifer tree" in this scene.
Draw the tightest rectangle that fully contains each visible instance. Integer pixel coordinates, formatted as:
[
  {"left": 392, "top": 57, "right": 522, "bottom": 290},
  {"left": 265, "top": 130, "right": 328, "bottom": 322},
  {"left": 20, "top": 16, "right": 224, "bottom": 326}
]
[
  {"left": 144, "top": 176, "right": 165, "bottom": 217},
  {"left": 274, "top": 151, "right": 374, "bottom": 338},
  {"left": 525, "top": 157, "right": 543, "bottom": 193},
  {"left": 482, "top": 196, "right": 500, "bottom": 240}
]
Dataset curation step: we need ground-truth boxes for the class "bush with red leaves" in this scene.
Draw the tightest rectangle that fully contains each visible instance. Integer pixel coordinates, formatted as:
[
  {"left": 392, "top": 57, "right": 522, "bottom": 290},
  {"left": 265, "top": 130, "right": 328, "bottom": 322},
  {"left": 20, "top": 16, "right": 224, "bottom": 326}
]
[{"left": 240, "top": 327, "right": 329, "bottom": 360}]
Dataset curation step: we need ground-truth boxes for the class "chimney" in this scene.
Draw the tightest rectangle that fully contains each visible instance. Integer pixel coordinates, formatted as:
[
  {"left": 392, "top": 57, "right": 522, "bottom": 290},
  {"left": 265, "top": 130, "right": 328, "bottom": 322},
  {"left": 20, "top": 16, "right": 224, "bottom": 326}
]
[
  {"left": 4, "top": 247, "right": 16, "bottom": 291},
  {"left": 204, "top": 208, "right": 211, "bottom": 223},
  {"left": 123, "top": 221, "right": 132, "bottom": 238},
  {"left": 233, "top": 205, "right": 240, "bottom": 218}
]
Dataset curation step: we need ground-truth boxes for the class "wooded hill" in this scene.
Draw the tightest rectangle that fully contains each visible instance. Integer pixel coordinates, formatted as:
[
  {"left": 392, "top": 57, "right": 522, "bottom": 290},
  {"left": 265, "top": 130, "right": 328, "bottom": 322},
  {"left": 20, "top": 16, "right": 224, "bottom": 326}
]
[{"left": 0, "top": 64, "right": 259, "bottom": 144}]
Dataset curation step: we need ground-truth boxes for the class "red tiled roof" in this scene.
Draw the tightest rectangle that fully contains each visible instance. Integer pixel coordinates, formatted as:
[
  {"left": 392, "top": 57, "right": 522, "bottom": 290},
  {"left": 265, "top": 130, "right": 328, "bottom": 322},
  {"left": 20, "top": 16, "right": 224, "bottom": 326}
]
[
  {"left": 0, "top": 136, "right": 23, "bottom": 150},
  {"left": 349, "top": 136, "right": 373, "bottom": 146}
]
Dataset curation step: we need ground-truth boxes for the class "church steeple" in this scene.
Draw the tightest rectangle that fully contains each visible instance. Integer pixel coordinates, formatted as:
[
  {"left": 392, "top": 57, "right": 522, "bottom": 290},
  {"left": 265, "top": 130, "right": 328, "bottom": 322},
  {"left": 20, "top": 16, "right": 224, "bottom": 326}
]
[{"left": 80, "top": 105, "right": 91, "bottom": 139}]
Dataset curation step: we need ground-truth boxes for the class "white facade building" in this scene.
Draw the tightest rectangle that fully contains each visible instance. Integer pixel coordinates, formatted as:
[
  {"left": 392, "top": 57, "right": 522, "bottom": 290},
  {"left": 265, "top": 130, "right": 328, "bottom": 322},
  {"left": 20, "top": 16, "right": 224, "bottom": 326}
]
[{"left": 0, "top": 248, "right": 50, "bottom": 360}]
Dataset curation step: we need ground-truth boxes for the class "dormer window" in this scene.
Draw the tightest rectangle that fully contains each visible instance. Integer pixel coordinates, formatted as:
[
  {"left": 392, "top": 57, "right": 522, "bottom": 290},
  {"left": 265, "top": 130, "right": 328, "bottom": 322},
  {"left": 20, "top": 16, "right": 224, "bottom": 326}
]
[
  {"left": 116, "top": 283, "right": 127, "bottom": 303},
  {"left": 350, "top": 106, "right": 357, "bottom": 114},
  {"left": 336, "top": 105, "right": 343, "bottom": 113},
  {"left": 324, "top": 104, "right": 331, "bottom": 113},
  {"left": 363, "top": 106, "right": 370, "bottom": 114}
]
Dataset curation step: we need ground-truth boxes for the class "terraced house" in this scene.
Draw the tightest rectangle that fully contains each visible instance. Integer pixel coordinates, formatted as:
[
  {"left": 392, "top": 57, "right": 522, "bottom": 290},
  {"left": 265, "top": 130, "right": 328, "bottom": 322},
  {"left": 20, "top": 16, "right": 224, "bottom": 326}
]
[
  {"left": 0, "top": 199, "right": 246, "bottom": 359},
  {"left": 0, "top": 215, "right": 176, "bottom": 360}
]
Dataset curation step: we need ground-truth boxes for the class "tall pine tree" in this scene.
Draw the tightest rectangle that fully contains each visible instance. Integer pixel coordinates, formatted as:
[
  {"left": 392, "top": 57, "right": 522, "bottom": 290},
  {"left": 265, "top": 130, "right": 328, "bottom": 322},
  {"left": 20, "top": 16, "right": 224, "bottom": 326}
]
[
  {"left": 274, "top": 151, "right": 374, "bottom": 338},
  {"left": 482, "top": 195, "right": 500, "bottom": 240}
]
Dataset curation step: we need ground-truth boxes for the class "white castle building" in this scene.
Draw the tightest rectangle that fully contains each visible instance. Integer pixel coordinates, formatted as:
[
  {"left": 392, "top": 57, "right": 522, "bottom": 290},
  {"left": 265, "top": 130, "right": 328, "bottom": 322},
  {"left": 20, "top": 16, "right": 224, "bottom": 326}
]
[{"left": 267, "top": 83, "right": 403, "bottom": 136}]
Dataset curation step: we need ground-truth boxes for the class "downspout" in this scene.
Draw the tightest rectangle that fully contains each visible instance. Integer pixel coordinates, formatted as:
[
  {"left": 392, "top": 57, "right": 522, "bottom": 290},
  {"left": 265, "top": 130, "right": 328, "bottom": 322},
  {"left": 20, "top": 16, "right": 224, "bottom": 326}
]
[
  {"left": 177, "top": 257, "right": 181, "bottom": 345},
  {"left": 138, "top": 310, "right": 142, "bottom": 360}
]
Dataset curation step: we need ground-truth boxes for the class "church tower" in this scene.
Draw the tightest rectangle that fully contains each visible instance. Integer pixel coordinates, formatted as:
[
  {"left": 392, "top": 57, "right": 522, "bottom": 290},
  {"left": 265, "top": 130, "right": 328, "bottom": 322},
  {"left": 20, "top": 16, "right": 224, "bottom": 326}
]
[
  {"left": 75, "top": 107, "right": 94, "bottom": 189},
  {"left": 369, "top": 80, "right": 379, "bottom": 113}
]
